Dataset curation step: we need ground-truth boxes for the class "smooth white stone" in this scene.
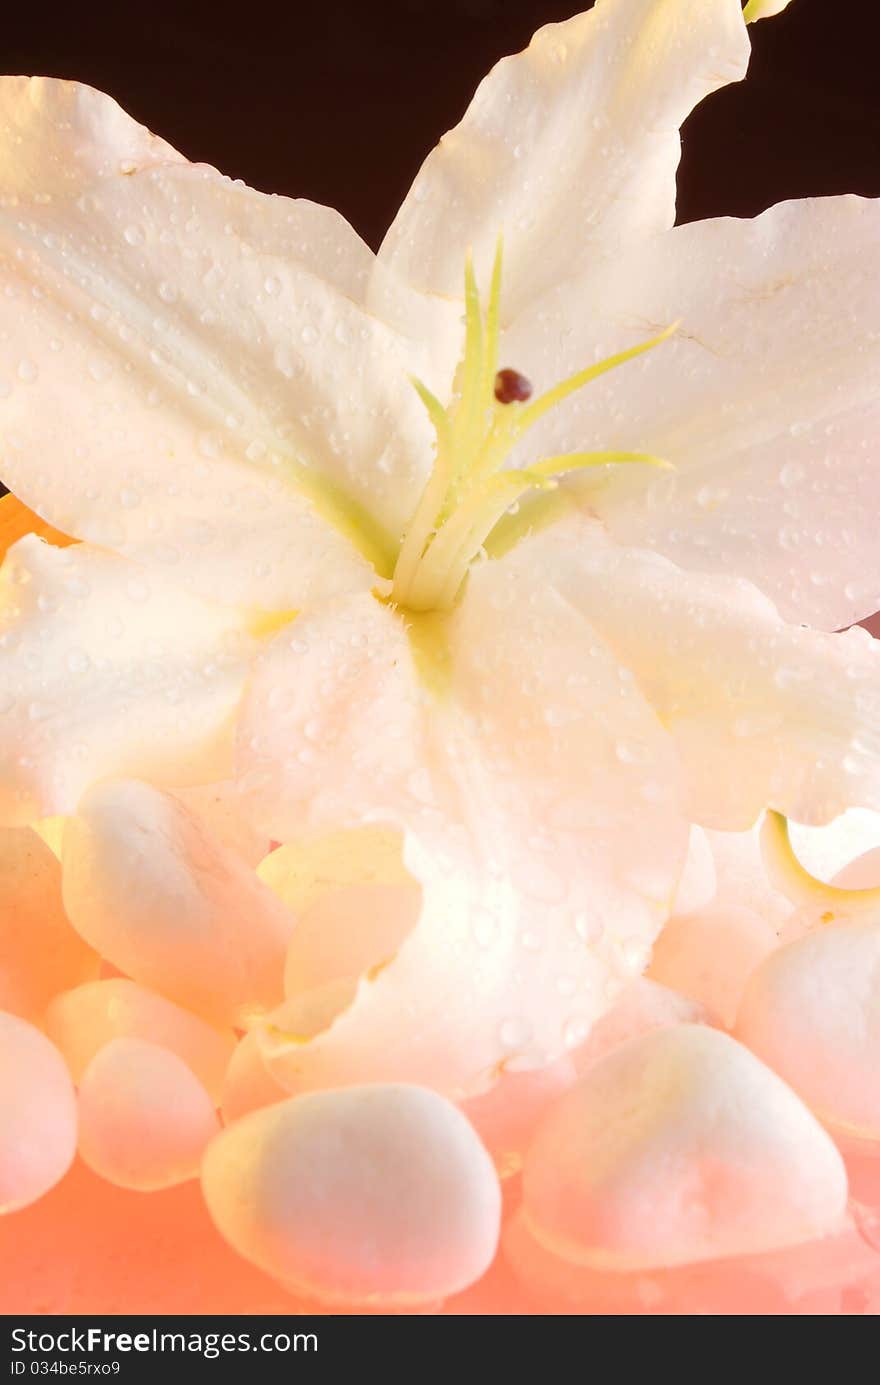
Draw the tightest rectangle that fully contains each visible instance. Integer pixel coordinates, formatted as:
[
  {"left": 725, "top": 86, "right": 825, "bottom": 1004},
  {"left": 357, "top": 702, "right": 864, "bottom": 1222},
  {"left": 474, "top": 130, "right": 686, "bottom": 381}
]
[
  {"left": 524, "top": 1024, "right": 847, "bottom": 1270},
  {"left": 202, "top": 1084, "right": 501, "bottom": 1305},
  {"left": 737, "top": 919, "right": 880, "bottom": 1139}
]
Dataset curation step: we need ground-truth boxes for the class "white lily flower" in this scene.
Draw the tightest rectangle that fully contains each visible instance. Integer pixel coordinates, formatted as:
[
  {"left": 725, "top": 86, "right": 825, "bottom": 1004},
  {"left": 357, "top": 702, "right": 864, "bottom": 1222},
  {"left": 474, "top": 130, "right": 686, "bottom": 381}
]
[{"left": 2, "top": 0, "right": 880, "bottom": 1094}]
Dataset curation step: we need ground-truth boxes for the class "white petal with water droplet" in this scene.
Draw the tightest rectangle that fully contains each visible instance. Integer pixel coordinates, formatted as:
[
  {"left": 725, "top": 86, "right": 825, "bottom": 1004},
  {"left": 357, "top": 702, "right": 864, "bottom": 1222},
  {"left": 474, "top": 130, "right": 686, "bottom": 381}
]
[
  {"left": 518, "top": 515, "right": 880, "bottom": 829},
  {"left": 0, "top": 77, "right": 457, "bottom": 604},
  {"left": 0, "top": 537, "right": 259, "bottom": 823},
  {"left": 379, "top": 0, "right": 749, "bottom": 320},
  {"left": 505, "top": 197, "right": 880, "bottom": 629},
  {"left": 236, "top": 554, "right": 686, "bottom": 1096}
]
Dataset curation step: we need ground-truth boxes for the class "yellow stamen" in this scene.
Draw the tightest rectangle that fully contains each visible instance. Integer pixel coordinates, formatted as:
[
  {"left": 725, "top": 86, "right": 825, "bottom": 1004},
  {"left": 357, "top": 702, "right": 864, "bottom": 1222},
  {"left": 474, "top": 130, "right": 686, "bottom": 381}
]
[
  {"left": 450, "top": 250, "right": 486, "bottom": 495},
  {"left": 391, "top": 378, "right": 453, "bottom": 600},
  {"left": 480, "top": 235, "right": 504, "bottom": 409},
  {"left": 390, "top": 246, "right": 678, "bottom": 612},
  {"left": 405, "top": 469, "right": 555, "bottom": 613},
  {"left": 507, "top": 322, "right": 679, "bottom": 441},
  {"left": 529, "top": 450, "right": 674, "bottom": 479}
]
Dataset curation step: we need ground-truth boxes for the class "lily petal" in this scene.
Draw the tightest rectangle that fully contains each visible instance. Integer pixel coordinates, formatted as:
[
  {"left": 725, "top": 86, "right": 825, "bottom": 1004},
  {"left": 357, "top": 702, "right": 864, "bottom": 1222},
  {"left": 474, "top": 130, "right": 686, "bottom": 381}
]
[
  {"left": 0, "top": 77, "right": 447, "bottom": 604},
  {"left": 743, "top": 0, "right": 795, "bottom": 19},
  {"left": 503, "top": 197, "right": 880, "bottom": 630},
  {"left": 236, "top": 563, "right": 686, "bottom": 1096},
  {"left": 520, "top": 513, "right": 880, "bottom": 829},
  {"left": 0, "top": 536, "right": 258, "bottom": 822},
  {"left": 378, "top": 0, "right": 750, "bottom": 319}
]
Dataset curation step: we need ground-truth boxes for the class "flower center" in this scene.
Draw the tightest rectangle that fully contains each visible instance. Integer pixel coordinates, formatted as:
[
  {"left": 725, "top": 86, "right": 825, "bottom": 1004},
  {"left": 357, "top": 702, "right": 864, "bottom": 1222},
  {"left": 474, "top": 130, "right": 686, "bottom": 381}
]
[{"left": 390, "top": 238, "right": 676, "bottom": 614}]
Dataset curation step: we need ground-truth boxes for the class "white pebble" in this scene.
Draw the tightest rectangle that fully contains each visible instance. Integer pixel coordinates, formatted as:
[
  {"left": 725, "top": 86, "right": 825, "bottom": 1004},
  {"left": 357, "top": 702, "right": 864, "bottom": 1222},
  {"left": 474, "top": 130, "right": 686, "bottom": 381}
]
[
  {"left": 573, "top": 976, "right": 710, "bottom": 1074},
  {"left": 202, "top": 1084, "right": 501, "bottom": 1306},
  {"left": 62, "top": 780, "right": 294, "bottom": 1025},
  {"left": 737, "top": 919, "right": 880, "bottom": 1139},
  {"left": 0, "top": 1011, "right": 77, "bottom": 1212},
  {"left": 45, "top": 978, "right": 235, "bottom": 1102},
  {"left": 0, "top": 825, "right": 97, "bottom": 1023},
  {"left": 648, "top": 904, "right": 777, "bottom": 1026},
  {"left": 220, "top": 1031, "right": 287, "bottom": 1124},
  {"left": 78, "top": 1038, "right": 220, "bottom": 1191},
  {"left": 523, "top": 1024, "right": 847, "bottom": 1270}
]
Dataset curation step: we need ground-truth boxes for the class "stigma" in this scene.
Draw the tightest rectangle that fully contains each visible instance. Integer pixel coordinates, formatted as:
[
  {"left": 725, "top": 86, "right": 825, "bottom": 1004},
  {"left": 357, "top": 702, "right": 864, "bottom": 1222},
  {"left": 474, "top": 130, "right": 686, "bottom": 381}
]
[
  {"left": 494, "top": 368, "right": 533, "bottom": 404},
  {"left": 390, "top": 237, "right": 677, "bottom": 615}
]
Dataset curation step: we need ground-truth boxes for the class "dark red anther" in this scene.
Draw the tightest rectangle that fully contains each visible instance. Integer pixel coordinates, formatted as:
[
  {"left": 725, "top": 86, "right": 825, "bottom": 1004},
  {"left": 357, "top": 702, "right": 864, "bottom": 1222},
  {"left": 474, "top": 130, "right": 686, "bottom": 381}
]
[{"left": 494, "top": 367, "right": 533, "bottom": 404}]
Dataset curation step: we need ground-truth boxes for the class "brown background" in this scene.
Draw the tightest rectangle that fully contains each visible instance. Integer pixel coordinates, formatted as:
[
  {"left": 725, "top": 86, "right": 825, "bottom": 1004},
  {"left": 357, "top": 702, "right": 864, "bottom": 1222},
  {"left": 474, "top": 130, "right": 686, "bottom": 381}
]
[{"left": 5, "top": 0, "right": 879, "bottom": 244}]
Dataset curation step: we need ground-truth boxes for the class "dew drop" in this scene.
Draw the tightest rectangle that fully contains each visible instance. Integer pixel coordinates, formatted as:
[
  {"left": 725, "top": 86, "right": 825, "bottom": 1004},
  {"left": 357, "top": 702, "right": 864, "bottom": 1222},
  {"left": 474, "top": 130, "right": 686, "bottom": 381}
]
[
  {"left": 66, "top": 648, "right": 91, "bottom": 675},
  {"left": 780, "top": 460, "right": 806, "bottom": 488},
  {"left": 126, "top": 578, "right": 151, "bottom": 604},
  {"left": 615, "top": 738, "right": 650, "bottom": 765},
  {"left": 573, "top": 911, "right": 603, "bottom": 944},
  {"left": 563, "top": 1014, "right": 590, "bottom": 1049},
  {"left": 472, "top": 909, "right": 496, "bottom": 949},
  {"left": 499, "top": 1018, "right": 532, "bottom": 1050}
]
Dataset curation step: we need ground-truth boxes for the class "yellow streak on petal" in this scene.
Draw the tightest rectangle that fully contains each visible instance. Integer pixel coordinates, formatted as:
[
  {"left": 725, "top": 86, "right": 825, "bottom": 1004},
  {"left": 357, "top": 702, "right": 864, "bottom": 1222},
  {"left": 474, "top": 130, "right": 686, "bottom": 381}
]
[
  {"left": 245, "top": 607, "right": 298, "bottom": 640},
  {"left": 404, "top": 606, "right": 454, "bottom": 701}
]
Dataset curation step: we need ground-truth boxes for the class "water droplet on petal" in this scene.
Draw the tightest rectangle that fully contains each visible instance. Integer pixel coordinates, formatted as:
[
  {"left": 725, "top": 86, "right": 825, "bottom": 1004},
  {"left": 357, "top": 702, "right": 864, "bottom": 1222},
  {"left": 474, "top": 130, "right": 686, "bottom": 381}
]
[
  {"left": 66, "top": 649, "right": 91, "bottom": 675},
  {"left": 500, "top": 1018, "right": 532, "bottom": 1050}
]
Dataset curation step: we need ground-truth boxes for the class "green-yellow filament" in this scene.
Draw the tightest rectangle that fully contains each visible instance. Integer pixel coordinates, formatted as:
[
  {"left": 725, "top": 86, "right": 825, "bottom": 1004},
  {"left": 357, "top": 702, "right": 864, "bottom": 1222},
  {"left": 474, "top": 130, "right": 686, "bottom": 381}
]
[{"left": 391, "top": 238, "right": 677, "bottom": 614}]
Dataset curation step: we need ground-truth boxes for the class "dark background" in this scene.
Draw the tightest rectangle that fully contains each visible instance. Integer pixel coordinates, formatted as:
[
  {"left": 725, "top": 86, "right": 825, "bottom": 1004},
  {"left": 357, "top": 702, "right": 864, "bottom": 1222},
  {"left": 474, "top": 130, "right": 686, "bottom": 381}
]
[
  {"left": 4, "top": 0, "right": 879, "bottom": 249},
  {"left": 2, "top": 0, "right": 878, "bottom": 629}
]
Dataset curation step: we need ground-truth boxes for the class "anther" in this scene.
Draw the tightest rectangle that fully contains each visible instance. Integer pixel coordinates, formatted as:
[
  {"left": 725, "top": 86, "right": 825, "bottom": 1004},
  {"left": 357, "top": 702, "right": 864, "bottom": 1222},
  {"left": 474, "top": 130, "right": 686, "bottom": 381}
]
[{"left": 494, "top": 368, "right": 533, "bottom": 404}]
